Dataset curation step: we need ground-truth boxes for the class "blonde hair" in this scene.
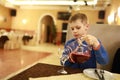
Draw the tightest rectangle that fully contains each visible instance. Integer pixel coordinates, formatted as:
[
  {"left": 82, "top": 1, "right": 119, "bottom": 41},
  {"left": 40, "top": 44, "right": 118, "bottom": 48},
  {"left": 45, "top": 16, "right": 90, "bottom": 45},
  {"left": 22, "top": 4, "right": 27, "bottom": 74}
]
[{"left": 69, "top": 13, "right": 88, "bottom": 24}]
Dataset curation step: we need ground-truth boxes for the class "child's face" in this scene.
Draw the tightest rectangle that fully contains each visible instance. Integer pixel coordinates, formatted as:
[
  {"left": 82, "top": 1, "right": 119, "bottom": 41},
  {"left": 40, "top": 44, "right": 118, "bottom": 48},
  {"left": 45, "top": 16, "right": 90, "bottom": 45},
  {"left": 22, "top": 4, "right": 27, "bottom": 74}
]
[{"left": 69, "top": 19, "right": 89, "bottom": 38}]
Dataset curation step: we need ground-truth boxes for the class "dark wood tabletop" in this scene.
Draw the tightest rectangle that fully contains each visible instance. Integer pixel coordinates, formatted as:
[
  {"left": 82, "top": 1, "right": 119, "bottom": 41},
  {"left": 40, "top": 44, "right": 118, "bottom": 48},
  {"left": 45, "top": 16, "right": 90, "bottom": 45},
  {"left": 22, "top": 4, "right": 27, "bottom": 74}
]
[{"left": 8, "top": 63, "right": 82, "bottom": 80}]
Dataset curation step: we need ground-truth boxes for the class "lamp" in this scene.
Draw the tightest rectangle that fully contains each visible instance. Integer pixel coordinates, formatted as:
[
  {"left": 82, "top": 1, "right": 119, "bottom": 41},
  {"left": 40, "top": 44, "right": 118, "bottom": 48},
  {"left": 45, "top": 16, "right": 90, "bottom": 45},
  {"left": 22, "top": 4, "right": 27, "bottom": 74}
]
[
  {"left": 0, "top": 16, "right": 6, "bottom": 22},
  {"left": 22, "top": 19, "right": 27, "bottom": 24}
]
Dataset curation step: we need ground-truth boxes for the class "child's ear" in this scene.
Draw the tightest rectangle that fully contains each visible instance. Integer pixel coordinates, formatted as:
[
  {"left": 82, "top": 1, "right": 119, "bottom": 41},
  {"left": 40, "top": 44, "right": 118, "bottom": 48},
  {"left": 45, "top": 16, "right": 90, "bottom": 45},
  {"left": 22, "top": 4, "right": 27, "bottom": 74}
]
[
  {"left": 86, "top": 24, "right": 89, "bottom": 28},
  {"left": 85, "top": 24, "right": 89, "bottom": 30}
]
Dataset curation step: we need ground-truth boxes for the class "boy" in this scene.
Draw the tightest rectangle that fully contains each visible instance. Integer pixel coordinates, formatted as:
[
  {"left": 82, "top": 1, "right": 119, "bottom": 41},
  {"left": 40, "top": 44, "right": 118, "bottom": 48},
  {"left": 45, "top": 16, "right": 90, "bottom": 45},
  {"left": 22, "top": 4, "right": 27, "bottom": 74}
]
[{"left": 61, "top": 13, "right": 109, "bottom": 69}]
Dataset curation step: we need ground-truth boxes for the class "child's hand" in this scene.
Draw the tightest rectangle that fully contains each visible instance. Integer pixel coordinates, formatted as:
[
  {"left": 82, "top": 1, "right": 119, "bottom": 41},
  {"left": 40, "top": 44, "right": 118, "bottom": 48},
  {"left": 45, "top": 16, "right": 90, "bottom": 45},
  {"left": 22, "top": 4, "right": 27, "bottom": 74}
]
[{"left": 81, "top": 35, "right": 100, "bottom": 49}]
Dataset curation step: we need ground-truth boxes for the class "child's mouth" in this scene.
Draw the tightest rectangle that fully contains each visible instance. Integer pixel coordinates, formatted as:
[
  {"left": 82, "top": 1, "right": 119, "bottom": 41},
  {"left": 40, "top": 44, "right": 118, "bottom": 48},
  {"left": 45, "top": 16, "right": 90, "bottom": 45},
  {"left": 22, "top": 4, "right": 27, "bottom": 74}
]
[{"left": 74, "top": 35, "right": 78, "bottom": 37}]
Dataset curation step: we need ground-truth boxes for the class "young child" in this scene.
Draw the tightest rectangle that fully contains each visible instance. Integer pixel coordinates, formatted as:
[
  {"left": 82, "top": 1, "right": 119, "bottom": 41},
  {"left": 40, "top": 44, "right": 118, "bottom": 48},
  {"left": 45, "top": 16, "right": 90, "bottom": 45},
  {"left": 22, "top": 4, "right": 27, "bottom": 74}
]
[{"left": 61, "top": 13, "right": 109, "bottom": 69}]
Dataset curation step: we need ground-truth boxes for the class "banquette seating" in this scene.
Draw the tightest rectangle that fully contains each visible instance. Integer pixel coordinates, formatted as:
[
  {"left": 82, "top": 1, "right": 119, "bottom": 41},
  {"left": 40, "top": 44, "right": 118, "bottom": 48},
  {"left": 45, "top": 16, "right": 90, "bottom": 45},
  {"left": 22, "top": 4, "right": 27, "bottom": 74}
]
[{"left": 66, "top": 24, "right": 120, "bottom": 71}]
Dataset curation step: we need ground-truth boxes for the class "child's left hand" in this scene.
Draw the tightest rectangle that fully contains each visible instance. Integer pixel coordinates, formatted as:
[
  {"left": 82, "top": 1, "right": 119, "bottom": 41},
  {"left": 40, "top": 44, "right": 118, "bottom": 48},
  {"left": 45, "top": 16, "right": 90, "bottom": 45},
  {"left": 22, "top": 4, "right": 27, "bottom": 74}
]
[{"left": 78, "top": 34, "right": 100, "bottom": 49}]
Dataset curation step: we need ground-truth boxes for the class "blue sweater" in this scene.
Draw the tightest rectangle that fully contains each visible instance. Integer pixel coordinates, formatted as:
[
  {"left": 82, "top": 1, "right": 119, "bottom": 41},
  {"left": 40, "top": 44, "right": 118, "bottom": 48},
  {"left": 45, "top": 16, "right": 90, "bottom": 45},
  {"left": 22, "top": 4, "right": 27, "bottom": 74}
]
[{"left": 62, "top": 38, "right": 109, "bottom": 69}]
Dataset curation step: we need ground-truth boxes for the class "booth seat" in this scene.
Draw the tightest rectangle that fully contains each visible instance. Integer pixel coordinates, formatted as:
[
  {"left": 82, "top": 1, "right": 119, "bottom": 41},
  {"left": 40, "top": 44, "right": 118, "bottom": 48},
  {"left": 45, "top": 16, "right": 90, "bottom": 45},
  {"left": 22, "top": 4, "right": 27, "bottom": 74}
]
[{"left": 66, "top": 24, "right": 120, "bottom": 71}]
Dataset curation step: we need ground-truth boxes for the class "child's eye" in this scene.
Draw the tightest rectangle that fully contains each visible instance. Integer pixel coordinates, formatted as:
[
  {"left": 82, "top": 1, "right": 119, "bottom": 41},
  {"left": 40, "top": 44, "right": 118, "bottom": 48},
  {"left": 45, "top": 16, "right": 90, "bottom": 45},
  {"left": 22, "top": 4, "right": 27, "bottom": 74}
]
[
  {"left": 71, "top": 28, "right": 74, "bottom": 30},
  {"left": 76, "top": 26, "right": 81, "bottom": 29}
]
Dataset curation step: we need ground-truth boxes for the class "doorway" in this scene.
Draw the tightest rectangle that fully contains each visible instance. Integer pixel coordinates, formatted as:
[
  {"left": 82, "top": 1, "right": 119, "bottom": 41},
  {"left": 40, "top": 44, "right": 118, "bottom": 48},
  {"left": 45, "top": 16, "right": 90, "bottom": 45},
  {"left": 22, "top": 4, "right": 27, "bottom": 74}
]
[{"left": 40, "top": 15, "right": 55, "bottom": 44}]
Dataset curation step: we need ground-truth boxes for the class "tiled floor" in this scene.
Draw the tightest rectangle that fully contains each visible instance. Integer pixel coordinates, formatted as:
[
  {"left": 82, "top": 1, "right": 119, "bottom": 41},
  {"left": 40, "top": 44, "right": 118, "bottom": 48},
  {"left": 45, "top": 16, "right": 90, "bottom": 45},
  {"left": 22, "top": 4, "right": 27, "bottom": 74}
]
[{"left": 0, "top": 43, "right": 63, "bottom": 80}]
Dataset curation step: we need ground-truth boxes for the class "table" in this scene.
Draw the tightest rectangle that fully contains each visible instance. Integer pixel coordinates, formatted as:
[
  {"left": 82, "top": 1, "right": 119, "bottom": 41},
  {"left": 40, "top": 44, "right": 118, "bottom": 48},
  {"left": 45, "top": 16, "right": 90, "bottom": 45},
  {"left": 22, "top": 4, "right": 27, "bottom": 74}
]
[
  {"left": 8, "top": 63, "right": 120, "bottom": 80},
  {"left": 22, "top": 35, "right": 33, "bottom": 45},
  {"left": 0, "top": 35, "right": 9, "bottom": 48},
  {"left": 29, "top": 73, "right": 93, "bottom": 80},
  {"left": 8, "top": 63, "right": 82, "bottom": 80}
]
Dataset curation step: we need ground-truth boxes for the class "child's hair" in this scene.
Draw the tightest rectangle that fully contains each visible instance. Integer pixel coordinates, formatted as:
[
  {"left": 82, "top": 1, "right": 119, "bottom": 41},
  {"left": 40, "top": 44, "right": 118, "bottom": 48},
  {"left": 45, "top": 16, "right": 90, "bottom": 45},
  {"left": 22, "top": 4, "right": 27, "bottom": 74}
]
[{"left": 69, "top": 13, "right": 88, "bottom": 24}]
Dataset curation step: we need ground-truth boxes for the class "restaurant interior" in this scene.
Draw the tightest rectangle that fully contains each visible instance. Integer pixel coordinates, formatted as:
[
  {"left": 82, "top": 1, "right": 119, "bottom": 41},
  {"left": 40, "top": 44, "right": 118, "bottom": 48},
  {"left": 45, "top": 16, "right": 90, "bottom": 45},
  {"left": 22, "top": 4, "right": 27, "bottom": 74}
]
[{"left": 0, "top": 0, "right": 120, "bottom": 80}]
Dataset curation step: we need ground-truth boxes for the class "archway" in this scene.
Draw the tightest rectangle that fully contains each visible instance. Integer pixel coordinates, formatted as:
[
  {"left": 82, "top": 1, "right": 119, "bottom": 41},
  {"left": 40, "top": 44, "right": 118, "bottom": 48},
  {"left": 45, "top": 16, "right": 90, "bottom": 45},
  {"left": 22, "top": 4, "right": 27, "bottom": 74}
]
[{"left": 37, "top": 14, "right": 56, "bottom": 44}]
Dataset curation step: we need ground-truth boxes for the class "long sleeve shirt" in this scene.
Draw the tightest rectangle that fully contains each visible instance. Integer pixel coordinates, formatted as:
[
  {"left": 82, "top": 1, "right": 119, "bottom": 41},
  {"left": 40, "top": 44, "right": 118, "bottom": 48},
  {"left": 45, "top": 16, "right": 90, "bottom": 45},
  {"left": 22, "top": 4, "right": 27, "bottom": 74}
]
[{"left": 62, "top": 38, "right": 109, "bottom": 69}]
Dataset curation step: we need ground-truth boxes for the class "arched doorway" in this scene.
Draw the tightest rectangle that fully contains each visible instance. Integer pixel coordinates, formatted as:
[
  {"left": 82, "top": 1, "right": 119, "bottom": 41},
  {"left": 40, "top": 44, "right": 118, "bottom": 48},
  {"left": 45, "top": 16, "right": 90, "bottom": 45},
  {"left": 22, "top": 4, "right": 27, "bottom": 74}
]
[{"left": 39, "top": 15, "right": 56, "bottom": 44}]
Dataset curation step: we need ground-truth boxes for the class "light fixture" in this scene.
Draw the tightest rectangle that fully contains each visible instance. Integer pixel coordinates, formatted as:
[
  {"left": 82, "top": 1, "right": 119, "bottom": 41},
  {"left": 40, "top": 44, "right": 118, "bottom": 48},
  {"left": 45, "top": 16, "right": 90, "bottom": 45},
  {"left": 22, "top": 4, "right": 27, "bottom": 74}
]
[
  {"left": 108, "top": 13, "right": 114, "bottom": 24},
  {"left": 0, "top": 16, "right": 6, "bottom": 22},
  {"left": 68, "top": 5, "right": 73, "bottom": 13},
  {"left": 118, "top": 7, "right": 120, "bottom": 17},
  {"left": 22, "top": 19, "right": 27, "bottom": 24},
  {"left": 84, "top": 1, "right": 88, "bottom": 6},
  {"left": 74, "top": 0, "right": 77, "bottom": 2},
  {"left": 6, "top": 0, "right": 98, "bottom": 6},
  {"left": 0, "top": 16, "right": 4, "bottom": 21}
]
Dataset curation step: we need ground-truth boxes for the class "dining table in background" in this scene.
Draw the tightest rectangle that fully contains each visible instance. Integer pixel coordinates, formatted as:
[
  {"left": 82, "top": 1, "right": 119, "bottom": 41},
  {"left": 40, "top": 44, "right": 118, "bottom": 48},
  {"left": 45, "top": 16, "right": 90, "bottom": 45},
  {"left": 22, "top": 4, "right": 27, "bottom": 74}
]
[
  {"left": 22, "top": 35, "right": 33, "bottom": 45},
  {"left": 0, "top": 35, "right": 9, "bottom": 48}
]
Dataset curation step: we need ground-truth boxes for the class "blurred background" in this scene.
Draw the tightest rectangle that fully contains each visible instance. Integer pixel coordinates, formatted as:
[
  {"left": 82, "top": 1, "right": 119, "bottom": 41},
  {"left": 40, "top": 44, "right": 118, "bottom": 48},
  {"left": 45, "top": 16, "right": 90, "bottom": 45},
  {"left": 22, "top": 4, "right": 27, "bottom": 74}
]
[{"left": 0, "top": 0, "right": 119, "bottom": 45}]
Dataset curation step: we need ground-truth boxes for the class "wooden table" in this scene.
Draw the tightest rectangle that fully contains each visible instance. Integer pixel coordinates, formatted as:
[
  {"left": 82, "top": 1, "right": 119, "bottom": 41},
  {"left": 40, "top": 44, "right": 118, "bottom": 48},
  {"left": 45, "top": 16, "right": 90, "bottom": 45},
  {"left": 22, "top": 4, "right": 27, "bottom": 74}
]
[
  {"left": 8, "top": 63, "right": 120, "bottom": 80},
  {"left": 8, "top": 63, "right": 82, "bottom": 80}
]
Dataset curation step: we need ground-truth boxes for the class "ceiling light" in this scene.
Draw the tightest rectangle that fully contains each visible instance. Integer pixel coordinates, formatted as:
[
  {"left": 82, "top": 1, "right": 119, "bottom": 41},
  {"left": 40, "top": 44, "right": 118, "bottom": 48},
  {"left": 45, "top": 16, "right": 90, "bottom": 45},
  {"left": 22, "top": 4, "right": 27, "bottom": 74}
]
[
  {"left": 84, "top": 1, "right": 88, "bottom": 6},
  {"left": 74, "top": 0, "right": 77, "bottom": 2},
  {"left": 6, "top": 0, "right": 98, "bottom": 6}
]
